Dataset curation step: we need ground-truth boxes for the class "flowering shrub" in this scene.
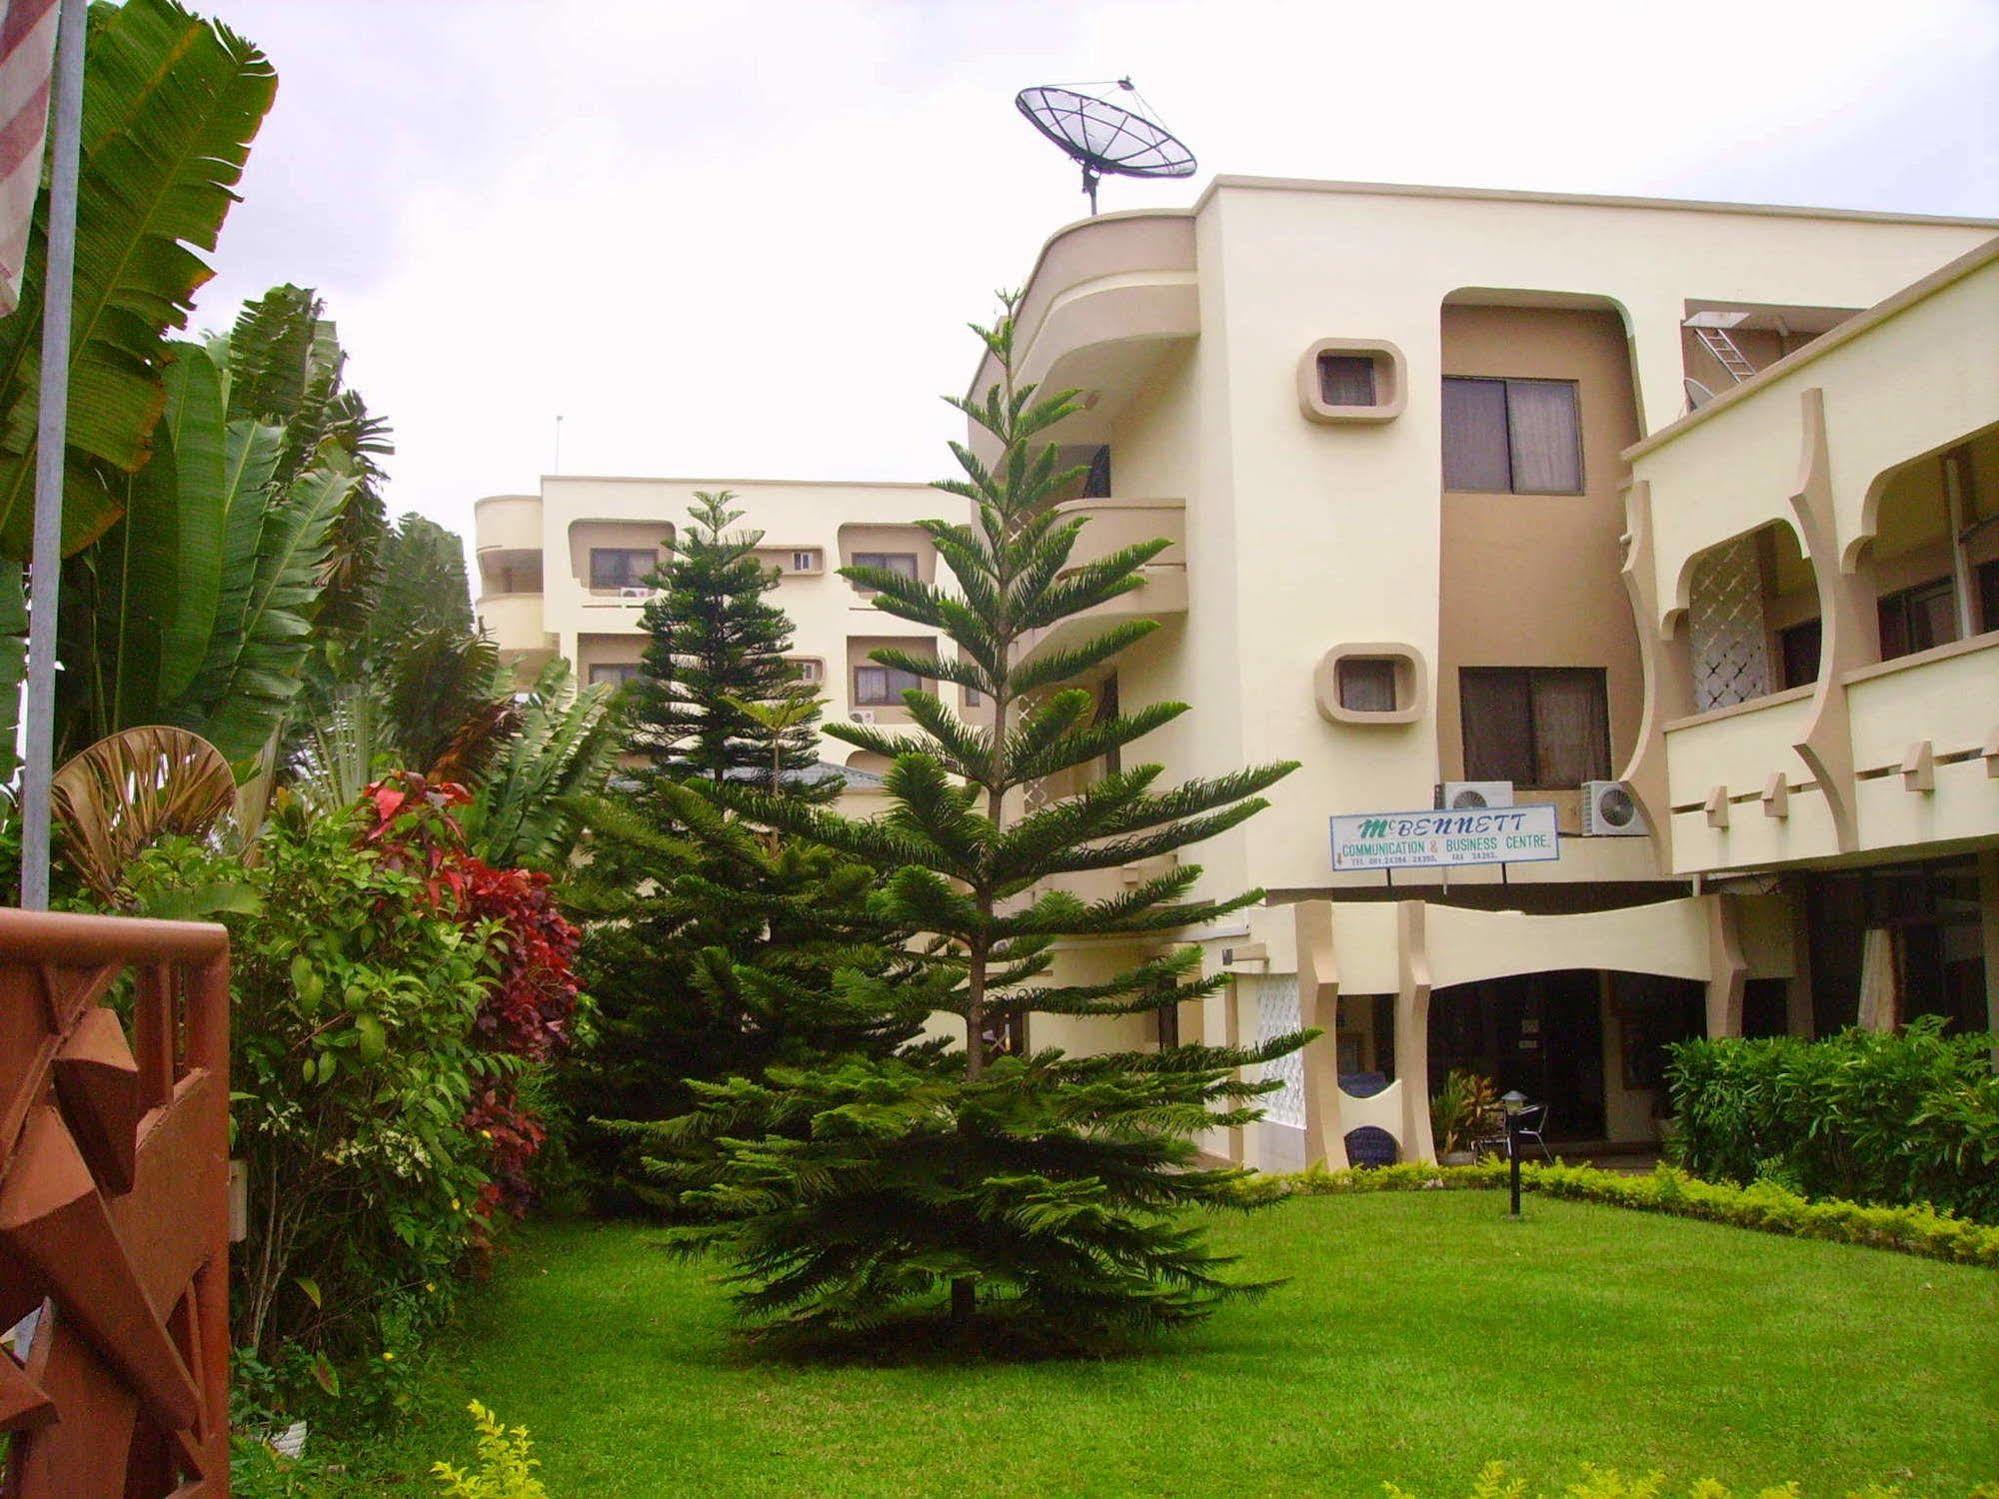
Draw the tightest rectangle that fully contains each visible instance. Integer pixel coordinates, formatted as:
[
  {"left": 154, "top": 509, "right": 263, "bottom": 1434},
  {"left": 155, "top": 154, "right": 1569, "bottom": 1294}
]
[
  {"left": 123, "top": 810, "right": 495, "bottom": 1378},
  {"left": 360, "top": 773, "right": 582, "bottom": 1218}
]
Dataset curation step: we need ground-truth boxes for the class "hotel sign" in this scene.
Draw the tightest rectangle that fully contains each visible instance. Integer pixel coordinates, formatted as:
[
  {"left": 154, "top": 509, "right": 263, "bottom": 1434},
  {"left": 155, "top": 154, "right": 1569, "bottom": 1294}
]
[{"left": 1330, "top": 805, "right": 1561, "bottom": 872}]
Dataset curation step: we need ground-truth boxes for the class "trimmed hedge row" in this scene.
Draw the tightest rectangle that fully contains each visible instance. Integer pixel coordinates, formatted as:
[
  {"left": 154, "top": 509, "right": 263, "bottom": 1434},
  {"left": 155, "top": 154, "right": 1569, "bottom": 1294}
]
[
  {"left": 1263, "top": 1159, "right": 1999, "bottom": 1267},
  {"left": 1385, "top": 1460, "right": 1922, "bottom": 1498},
  {"left": 1665, "top": 1020, "right": 1999, "bottom": 1224}
]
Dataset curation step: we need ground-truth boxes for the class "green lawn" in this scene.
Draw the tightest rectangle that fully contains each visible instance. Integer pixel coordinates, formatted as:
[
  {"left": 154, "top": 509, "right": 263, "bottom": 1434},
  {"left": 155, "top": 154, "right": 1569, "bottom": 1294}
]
[{"left": 329, "top": 1193, "right": 1997, "bottom": 1497}]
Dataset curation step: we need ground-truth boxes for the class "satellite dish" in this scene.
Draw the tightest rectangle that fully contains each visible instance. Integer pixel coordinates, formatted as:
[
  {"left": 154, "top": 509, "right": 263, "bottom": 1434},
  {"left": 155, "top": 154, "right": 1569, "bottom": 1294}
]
[{"left": 1015, "top": 80, "right": 1196, "bottom": 215}]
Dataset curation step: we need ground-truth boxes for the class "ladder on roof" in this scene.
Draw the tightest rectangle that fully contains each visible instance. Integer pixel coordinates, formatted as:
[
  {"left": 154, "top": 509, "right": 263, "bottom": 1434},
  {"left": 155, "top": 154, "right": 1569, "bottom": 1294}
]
[{"left": 1693, "top": 326, "right": 1759, "bottom": 384}]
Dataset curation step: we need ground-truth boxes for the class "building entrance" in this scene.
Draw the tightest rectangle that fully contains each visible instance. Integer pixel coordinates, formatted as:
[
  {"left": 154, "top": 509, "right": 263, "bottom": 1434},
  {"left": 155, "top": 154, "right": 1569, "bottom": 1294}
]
[{"left": 1427, "top": 970, "right": 1609, "bottom": 1142}]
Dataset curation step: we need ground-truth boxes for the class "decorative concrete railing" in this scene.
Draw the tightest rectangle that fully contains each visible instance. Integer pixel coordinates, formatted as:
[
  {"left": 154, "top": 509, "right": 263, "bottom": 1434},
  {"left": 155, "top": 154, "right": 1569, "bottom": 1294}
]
[{"left": 0, "top": 908, "right": 231, "bottom": 1496}]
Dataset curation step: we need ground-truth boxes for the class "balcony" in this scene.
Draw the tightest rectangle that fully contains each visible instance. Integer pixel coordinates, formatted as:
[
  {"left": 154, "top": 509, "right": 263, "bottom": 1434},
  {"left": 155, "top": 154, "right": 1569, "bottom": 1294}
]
[
  {"left": 475, "top": 592, "right": 555, "bottom": 668},
  {"left": 1015, "top": 497, "right": 1186, "bottom": 670},
  {"left": 1663, "top": 634, "right": 1999, "bottom": 874},
  {"left": 966, "top": 212, "right": 1199, "bottom": 449},
  {"left": 474, "top": 493, "right": 542, "bottom": 555}
]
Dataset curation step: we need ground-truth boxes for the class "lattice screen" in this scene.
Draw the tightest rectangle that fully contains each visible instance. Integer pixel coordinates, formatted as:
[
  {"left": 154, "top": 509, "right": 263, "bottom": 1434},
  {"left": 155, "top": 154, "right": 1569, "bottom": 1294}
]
[
  {"left": 1250, "top": 973, "right": 1304, "bottom": 1129},
  {"left": 1687, "top": 534, "right": 1771, "bottom": 711}
]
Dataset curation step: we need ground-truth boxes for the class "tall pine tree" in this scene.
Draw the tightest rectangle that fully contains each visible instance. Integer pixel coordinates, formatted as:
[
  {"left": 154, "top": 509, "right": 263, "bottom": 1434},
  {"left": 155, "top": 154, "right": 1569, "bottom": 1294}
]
[
  {"left": 639, "top": 300, "right": 1310, "bottom": 1344},
  {"left": 564, "top": 495, "right": 929, "bottom": 1207},
  {"left": 628, "top": 490, "right": 826, "bottom": 792}
]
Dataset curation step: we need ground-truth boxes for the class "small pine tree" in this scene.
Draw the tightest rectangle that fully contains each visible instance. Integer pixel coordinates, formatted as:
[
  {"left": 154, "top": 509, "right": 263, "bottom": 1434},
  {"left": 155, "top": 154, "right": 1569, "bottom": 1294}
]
[
  {"left": 628, "top": 490, "right": 826, "bottom": 793},
  {"left": 648, "top": 299, "right": 1310, "bottom": 1344}
]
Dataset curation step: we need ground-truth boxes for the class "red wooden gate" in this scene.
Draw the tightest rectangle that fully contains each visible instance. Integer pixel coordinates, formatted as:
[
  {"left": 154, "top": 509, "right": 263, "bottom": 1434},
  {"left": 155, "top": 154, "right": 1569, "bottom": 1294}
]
[{"left": 0, "top": 909, "right": 231, "bottom": 1496}]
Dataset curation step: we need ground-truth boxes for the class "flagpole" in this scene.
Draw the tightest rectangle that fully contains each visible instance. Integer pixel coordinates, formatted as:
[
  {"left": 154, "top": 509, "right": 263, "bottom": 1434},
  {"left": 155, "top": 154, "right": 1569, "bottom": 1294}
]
[{"left": 19, "top": 0, "right": 86, "bottom": 912}]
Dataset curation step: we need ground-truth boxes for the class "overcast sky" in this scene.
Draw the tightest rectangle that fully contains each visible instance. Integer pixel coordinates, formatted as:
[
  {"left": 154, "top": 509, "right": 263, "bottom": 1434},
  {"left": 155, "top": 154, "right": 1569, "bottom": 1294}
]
[{"left": 188, "top": 0, "right": 1998, "bottom": 555}]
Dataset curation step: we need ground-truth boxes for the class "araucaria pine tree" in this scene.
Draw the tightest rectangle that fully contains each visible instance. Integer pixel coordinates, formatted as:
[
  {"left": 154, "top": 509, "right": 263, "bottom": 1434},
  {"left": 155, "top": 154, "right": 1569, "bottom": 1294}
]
[
  {"left": 628, "top": 490, "right": 826, "bottom": 792},
  {"left": 563, "top": 494, "right": 930, "bottom": 1207},
  {"left": 647, "top": 300, "right": 1310, "bottom": 1344}
]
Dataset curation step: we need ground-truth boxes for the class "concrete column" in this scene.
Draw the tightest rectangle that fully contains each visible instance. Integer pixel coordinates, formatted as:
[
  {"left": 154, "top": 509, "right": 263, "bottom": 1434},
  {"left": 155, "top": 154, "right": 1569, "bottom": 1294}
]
[
  {"left": 1295, "top": 901, "right": 1347, "bottom": 1169},
  {"left": 1394, "top": 902, "right": 1436, "bottom": 1163},
  {"left": 1221, "top": 977, "right": 1245, "bottom": 1164},
  {"left": 1704, "top": 894, "right": 1747, "bottom": 1038}
]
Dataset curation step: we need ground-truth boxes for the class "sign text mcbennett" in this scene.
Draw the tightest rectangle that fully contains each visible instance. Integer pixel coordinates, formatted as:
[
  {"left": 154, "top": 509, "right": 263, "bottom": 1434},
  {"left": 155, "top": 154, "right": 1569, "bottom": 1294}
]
[{"left": 1329, "top": 804, "right": 1562, "bottom": 872}]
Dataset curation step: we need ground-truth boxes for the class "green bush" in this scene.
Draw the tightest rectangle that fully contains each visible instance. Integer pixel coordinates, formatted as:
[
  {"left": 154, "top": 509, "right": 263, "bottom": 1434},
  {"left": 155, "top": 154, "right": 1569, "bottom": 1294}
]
[
  {"left": 1666, "top": 1021, "right": 1999, "bottom": 1223},
  {"left": 125, "top": 808, "right": 499, "bottom": 1376},
  {"left": 1383, "top": 1460, "right": 1907, "bottom": 1497},
  {"left": 1270, "top": 1160, "right": 1999, "bottom": 1267}
]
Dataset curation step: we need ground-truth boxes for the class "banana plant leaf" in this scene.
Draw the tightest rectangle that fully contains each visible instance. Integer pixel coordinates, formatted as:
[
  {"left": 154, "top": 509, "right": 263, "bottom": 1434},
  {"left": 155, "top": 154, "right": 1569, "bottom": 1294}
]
[{"left": 0, "top": 0, "right": 276, "bottom": 559}]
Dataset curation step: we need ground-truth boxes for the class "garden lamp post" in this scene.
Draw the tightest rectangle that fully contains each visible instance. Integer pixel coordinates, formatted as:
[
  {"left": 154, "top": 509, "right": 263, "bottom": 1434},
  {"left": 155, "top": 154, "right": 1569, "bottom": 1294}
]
[{"left": 1501, "top": 1090, "right": 1528, "bottom": 1217}]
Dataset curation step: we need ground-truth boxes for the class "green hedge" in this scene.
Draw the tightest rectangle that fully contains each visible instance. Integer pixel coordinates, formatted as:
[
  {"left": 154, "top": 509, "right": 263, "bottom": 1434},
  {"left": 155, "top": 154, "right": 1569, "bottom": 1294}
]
[
  {"left": 1665, "top": 1020, "right": 1999, "bottom": 1224},
  {"left": 1384, "top": 1460, "right": 1934, "bottom": 1497},
  {"left": 1265, "top": 1160, "right": 1999, "bottom": 1267}
]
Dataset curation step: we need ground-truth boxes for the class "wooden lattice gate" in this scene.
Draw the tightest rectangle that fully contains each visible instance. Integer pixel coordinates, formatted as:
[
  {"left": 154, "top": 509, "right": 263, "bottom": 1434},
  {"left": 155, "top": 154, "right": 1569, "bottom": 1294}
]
[{"left": 0, "top": 909, "right": 231, "bottom": 1496}]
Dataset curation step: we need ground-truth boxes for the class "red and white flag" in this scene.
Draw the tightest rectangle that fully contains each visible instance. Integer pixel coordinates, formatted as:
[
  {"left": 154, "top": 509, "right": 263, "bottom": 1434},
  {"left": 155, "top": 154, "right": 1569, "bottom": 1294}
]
[{"left": 0, "top": 0, "right": 60, "bottom": 317}]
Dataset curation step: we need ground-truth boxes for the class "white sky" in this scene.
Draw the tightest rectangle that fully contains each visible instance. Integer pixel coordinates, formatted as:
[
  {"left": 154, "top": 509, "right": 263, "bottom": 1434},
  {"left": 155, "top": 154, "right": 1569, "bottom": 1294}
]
[{"left": 188, "top": 0, "right": 1999, "bottom": 556}]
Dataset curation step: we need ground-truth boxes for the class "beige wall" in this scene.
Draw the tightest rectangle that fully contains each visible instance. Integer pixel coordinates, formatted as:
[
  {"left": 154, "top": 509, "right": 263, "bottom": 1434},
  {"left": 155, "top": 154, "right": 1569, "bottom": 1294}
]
[
  {"left": 473, "top": 474, "right": 956, "bottom": 754},
  {"left": 1434, "top": 305, "right": 1644, "bottom": 829}
]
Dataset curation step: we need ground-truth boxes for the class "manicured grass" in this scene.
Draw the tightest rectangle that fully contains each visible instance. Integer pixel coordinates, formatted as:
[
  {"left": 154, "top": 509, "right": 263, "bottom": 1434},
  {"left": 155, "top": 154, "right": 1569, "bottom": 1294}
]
[{"left": 330, "top": 1194, "right": 1997, "bottom": 1496}]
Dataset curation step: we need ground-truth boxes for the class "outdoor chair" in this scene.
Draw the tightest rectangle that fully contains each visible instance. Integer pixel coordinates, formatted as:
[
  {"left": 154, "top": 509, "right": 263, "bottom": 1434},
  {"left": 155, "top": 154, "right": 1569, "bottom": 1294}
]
[{"left": 1510, "top": 1102, "right": 1553, "bottom": 1161}]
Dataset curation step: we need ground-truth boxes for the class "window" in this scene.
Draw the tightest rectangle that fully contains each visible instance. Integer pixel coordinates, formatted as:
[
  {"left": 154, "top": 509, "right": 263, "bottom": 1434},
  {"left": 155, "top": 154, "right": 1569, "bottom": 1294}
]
[
  {"left": 1317, "top": 354, "right": 1377, "bottom": 408},
  {"left": 854, "top": 664, "right": 923, "bottom": 705},
  {"left": 1096, "top": 674, "right": 1121, "bottom": 777},
  {"left": 588, "top": 662, "right": 644, "bottom": 688},
  {"left": 1459, "top": 667, "right": 1610, "bottom": 788},
  {"left": 589, "top": 547, "right": 657, "bottom": 590},
  {"left": 1442, "top": 377, "right": 1583, "bottom": 494},
  {"left": 1980, "top": 559, "right": 1999, "bottom": 636},
  {"left": 1336, "top": 657, "right": 1398, "bottom": 713},
  {"left": 1877, "top": 577, "right": 1958, "bottom": 660},
  {"left": 1083, "top": 445, "right": 1113, "bottom": 500},
  {"left": 1778, "top": 618, "right": 1822, "bottom": 689},
  {"left": 789, "top": 658, "right": 822, "bottom": 684},
  {"left": 964, "top": 686, "right": 984, "bottom": 708},
  {"left": 851, "top": 551, "right": 919, "bottom": 593},
  {"left": 790, "top": 549, "right": 820, "bottom": 573}
]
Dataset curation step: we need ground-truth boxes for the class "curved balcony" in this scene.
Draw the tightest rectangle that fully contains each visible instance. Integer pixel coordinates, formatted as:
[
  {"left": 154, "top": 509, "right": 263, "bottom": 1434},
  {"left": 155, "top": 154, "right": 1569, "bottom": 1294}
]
[
  {"left": 1014, "top": 498, "right": 1186, "bottom": 670},
  {"left": 968, "top": 213, "right": 1199, "bottom": 445},
  {"left": 475, "top": 592, "right": 552, "bottom": 658},
  {"left": 474, "top": 493, "right": 542, "bottom": 555}
]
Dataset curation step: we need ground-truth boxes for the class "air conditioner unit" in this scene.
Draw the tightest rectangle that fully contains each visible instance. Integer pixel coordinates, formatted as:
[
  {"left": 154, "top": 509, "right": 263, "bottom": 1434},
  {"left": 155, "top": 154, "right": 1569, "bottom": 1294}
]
[
  {"left": 849, "top": 709, "right": 877, "bottom": 725},
  {"left": 1582, "top": 780, "right": 1647, "bottom": 836},
  {"left": 1435, "top": 780, "right": 1515, "bottom": 810},
  {"left": 617, "top": 585, "right": 650, "bottom": 599}
]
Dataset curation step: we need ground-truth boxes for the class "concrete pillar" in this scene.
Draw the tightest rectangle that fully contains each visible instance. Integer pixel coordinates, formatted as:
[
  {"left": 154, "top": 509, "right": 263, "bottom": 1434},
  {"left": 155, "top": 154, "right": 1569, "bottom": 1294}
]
[
  {"left": 1295, "top": 901, "right": 1347, "bottom": 1170},
  {"left": 1205, "top": 976, "right": 1244, "bottom": 1165},
  {"left": 1704, "top": 894, "right": 1746, "bottom": 1038},
  {"left": 1394, "top": 902, "right": 1436, "bottom": 1163}
]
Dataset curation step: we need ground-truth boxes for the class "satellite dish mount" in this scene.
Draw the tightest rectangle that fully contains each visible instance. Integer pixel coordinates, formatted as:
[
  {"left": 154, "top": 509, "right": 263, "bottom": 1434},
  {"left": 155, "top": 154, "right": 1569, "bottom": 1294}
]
[{"left": 1015, "top": 79, "right": 1196, "bottom": 215}]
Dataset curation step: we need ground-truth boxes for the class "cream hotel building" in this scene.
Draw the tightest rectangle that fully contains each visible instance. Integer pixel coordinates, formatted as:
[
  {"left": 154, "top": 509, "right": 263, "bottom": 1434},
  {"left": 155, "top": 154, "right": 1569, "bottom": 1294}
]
[{"left": 477, "top": 177, "right": 1999, "bottom": 1172}]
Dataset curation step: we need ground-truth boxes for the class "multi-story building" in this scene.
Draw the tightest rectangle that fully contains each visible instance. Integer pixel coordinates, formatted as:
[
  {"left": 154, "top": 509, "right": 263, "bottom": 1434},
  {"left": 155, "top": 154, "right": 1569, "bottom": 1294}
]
[
  {"left": 474, "top": 178, "right": 1999, "bottom": 1175},
  {"left": 474, "top": 475, "right": 962, "bottom": 787},
  {"left": 960, "top": 178, "right": 1998, "bottom": 1171}
]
